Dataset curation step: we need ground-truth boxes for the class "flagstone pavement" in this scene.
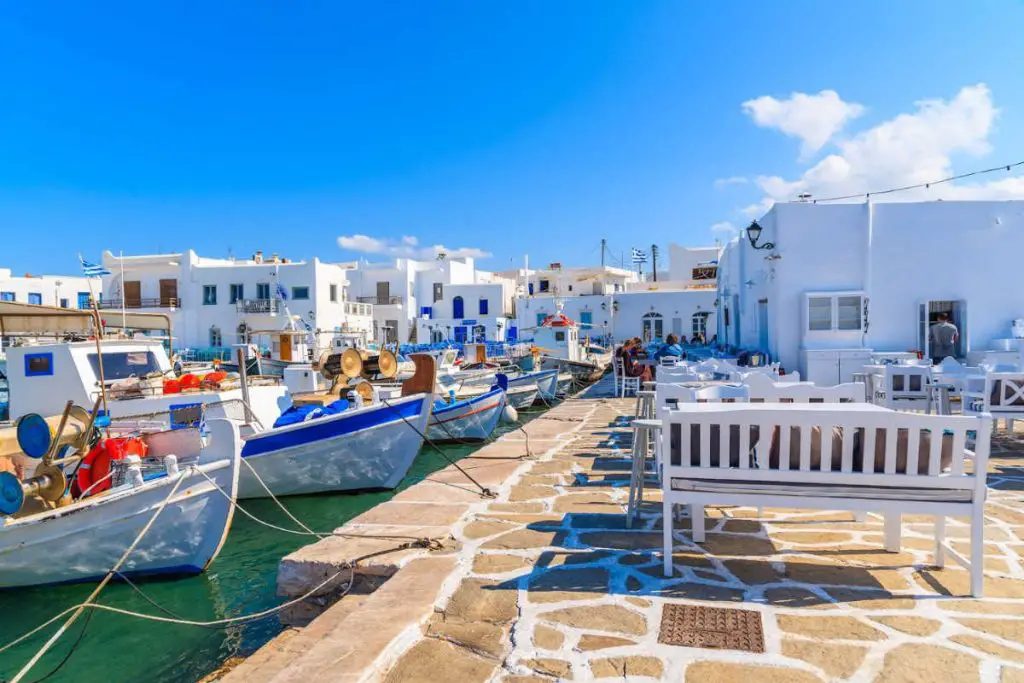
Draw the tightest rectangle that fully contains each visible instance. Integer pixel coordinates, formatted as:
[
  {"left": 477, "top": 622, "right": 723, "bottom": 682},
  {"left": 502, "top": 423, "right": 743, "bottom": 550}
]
[{"left": 381, "top": 378, "right": 1024, "bottom": 682}]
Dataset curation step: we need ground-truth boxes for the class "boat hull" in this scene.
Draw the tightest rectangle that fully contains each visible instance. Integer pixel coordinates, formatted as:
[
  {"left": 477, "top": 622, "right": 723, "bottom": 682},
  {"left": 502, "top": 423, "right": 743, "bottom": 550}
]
[
  {"left": 427, "top": 388, "right": 506, "bottom": 442},
  {"left": 509, "top": 369, "right": 559, "bottom": 402},
  {"left": 506, "top": 386, "right": 539, "bottom": 410},
  {"left": 0, "top": 420, "right": 240, "bottom": 589},
  {"left": 540, "top": 357, "right": 605, "bottom": 383},
  {"left": 238, "top": 393, "right": 431, "bottom": 498}
]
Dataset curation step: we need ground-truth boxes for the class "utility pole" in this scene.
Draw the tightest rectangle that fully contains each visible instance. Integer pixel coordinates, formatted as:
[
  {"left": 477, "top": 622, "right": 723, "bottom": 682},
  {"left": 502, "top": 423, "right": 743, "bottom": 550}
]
[
  {"left": 651, "top": 244, "right": 658, "bottom": 282},
  {"left": 600, "top": 238, "right": 606, "bottom": 267}
]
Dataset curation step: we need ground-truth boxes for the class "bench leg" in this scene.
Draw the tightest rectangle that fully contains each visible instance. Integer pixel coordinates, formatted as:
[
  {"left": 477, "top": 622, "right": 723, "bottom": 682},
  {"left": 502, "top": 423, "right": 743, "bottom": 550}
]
[
  {"left": 663, "top": 498, "right": 674, "bottom": 577},
  {"left": 692, "top": 504, "right": 706, "bottom": 543},
  {"left": 934, "top": 515, "right": 946, "bottom": 568},
  {"left": 854, "top": 511, "right": 868, "bottom": 523},
  {"left": 970, "top": 508, "right": 985, "bottom": 598},
  {"left": 883, "top": 512, "right": 901, "bottom": 552}
]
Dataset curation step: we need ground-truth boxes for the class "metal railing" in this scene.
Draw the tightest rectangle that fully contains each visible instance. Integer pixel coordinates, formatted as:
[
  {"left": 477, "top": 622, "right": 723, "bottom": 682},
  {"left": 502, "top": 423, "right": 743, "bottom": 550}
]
[
  {"left": 235, "top": 298, "right": 280, "bottom": 314},
  {"left": 96, "top": 297, "right": 182, "bottom": 309},
  {"left": 357, "top": 295, "right": 402, "bottom": 305},
  {"left": 344, "top": 301, "right": 373, "bottom": 317}
]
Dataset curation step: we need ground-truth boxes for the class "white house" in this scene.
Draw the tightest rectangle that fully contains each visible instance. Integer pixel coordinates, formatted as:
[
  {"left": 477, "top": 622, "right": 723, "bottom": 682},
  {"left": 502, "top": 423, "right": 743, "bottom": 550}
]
[
  {"left": 100, "top": 250, "right": 372, "bottom": 352},
  {"left": 0, "top": 268, "right": 94, "bottom": 348},
  {"left": 415, "top": 281, "right": 517, "bottom": 343},
  {"left": 512, "top": 256, "right": 719, "bottom": 345},
  {"left": 717, "top": 200, "right": 1024, "bottom": 382},
  {"left": 346, "top": 255, "right": 515, "bottom": 344}
]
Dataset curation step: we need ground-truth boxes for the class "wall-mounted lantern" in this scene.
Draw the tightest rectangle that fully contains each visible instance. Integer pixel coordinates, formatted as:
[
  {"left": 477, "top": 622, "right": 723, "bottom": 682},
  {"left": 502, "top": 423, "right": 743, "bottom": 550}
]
[{"left": 746, "top": 220, "right": 775, "bottom": 251}]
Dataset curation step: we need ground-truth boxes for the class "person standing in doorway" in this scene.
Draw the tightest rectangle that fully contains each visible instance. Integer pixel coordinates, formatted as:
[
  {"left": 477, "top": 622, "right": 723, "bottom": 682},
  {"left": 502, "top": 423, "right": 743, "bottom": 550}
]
[{"left": 929, "top": 312, "right": 959, "bottom": 363}]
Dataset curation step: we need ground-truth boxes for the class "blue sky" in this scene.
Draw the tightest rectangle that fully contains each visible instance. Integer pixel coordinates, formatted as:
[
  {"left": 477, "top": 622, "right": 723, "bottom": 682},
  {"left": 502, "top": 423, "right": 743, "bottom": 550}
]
[{"left": 2, "top": 1, "right": 1022, "bottom": 275}]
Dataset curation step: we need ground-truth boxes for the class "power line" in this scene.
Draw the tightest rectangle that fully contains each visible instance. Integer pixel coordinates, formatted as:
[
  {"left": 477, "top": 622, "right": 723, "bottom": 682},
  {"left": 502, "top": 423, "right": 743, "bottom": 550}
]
[{"left": 810, "top": 159, "right": 1024, "bottom": 204}]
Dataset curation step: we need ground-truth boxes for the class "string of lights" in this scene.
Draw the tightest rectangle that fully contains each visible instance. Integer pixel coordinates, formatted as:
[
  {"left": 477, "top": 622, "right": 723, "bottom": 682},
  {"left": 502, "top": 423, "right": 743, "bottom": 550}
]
[{"left": 809, "top": 159, "right": 1024, "bottom": 203}]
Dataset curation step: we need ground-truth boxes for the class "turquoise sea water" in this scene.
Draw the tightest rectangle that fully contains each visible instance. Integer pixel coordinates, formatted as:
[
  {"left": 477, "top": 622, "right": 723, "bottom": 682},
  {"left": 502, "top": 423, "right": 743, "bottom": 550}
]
[{"left": 0, "top": 416, "right": 536, "bottom": 683}]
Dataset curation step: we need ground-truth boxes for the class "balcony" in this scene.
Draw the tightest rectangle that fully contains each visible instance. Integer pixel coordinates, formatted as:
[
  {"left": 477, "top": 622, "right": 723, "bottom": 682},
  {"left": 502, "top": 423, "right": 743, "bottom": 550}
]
[
  {"left": 235, "top": 299, "right": 280, "bottom": 314},
  {"left": 344, "top": 301, "right": 373, "bottom": 317},
  {"left": 357, "top": 295, "right": 402, "bottom": 305},
  {"left": 96, "top": 297, "right": 182, "bottom": 309}
]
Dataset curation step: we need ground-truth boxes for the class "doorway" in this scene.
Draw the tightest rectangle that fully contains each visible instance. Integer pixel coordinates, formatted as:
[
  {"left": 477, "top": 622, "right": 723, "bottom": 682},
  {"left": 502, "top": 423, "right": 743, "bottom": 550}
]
[
  {"left": 376, "top": 281, "right": 390, "bottom": 304},
  {"left": 919, "top": 300, "right": 967, "bottom": 360},
  {"left": 159, "top": 279, "right": 177, "bottom": 307},
  {"left": 757, "top": 299, "right": 770, "bottom": 357},
  {"left": 641, "top": 312, "right": 663, "bottom": 342}
]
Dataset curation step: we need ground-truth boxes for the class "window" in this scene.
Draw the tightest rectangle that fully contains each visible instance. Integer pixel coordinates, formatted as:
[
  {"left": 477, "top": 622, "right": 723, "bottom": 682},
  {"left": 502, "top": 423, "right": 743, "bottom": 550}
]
[
  {"left": 567, "top": 284, "right": 573, "bottom": 292},
  {"left": 25, "top": 353, "right": 54, "bottom": 377},
  {"left": 642, "top": 312, "right": 663, "bottom": 342},
  {"left": 256, "top": 283, "right": 270, "bottom": 300},
  {"left": 292, "top": 286, "right": 310, "bottom": 300},
  {"left": 452, "top": 296, "right": 464, "bottom": 319},
  {"left": 478, "top": 298, "right": 489, "bottom": 315},
  {"left": 28, "top": 293, "right": 42, "bottom": 305},
  {"left": 539, "top": 279, "right": 550, "bottom": 292},
  {"left": 230, "top": 284, "right": 244, "bottom": 304},
  {"left": 555, "top": 331, "right": 566, "bottom": 342},
  {"left": 237, "top": 323, "right": 250, "bottom": 344},
  {"left": 806, "top": 292, "right": 864, "bottom": 332},
  {"left": 329, "top": 284, "right": 338, "bottom": 302},
  {"left": 210, "top": 326, "right": 223, "bottom": 347},
  {"left": 433, "top": 282, "right": 443, "bottom": 302},
  {"left": 203, "top": 285, "right": 217, "bottom": 305},
  {"left": 87, "top": 351, "right": 161, "bottom": 382},
  {"left": 1, "top": 292, "right": 15, "bottom": 302},
  {"left": 59, "top": 298, "right": 69, "bottom": 308}
]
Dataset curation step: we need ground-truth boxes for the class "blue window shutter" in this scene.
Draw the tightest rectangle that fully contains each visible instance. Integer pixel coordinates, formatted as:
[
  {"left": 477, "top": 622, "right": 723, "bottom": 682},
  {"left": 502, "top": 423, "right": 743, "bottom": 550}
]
[
  {"left": 453, "top": 296, "right": 464, "bottom": 319},
  {"left": 479, "top": 298, "right": 488, "bottom": 315}
]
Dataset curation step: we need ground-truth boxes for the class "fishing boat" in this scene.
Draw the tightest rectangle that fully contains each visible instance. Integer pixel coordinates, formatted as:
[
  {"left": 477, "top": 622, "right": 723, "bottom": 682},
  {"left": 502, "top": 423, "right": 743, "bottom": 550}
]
[
  {"left": 506, "top": 368, "right": 558, "bottom": 406},
  {"left": 0, "top": 418, "right": 241, "bottom": 589},
  {"left": 427, "top": 385, "right": 506, "bottom": 442},
  {"left": 534, "top": 310, "right": 609, "bottom": 383}
]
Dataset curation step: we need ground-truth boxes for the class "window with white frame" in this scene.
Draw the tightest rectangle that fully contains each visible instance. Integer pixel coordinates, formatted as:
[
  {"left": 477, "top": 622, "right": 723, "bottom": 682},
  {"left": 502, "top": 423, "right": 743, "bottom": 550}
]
[{"left": 805, "top": 292, "right": 864, "bottom": 332}]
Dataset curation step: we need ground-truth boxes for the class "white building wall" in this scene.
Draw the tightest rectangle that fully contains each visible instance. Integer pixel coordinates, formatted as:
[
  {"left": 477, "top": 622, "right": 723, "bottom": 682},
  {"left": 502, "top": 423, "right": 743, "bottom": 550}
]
[
  {"left": 726, "top": 200, "right": 1024, "bottom": 375},
  {"left": 0, "top": 269, "right": 93, "bottom": 309},
  {"left": 667, "top": 244, "right": 720, "bottom": 282}
]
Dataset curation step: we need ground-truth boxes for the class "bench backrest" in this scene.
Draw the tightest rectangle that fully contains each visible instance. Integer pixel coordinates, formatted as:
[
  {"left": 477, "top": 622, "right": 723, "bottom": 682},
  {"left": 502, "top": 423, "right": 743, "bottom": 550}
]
[
  {"left": 743, "top": 372, "right": 863, "bottom": 403},
  {"left": 884, "top": 365, "right": 932, "bottom": 398},
  {"left": 966, "top": 372, "right": 1024, "bottom": 414},
  {"left": 662, "top": 404, "right": 991, "bottom": 493}
]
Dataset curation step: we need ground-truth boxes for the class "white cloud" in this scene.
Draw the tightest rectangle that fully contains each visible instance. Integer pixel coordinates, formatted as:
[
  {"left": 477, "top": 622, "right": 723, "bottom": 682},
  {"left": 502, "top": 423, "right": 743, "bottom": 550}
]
[
  {"left": 742, "top": 89, "right": 865, "bottom": 158},
  {"left": 714, "top": 176, "right": 749, "bottom": 189},
  {"left": 733, "top": 83, "right": 1024, "bottom": 217},
  {"left": 336, "top": 233, "right": 492, "bottom": 260},
  {"left": 710, "top": 221, "right": 740, "bottom": 238}
]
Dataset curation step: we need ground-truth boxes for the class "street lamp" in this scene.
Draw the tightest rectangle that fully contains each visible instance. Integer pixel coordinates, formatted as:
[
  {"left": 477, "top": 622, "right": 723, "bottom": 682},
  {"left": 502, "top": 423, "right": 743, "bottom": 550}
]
[{"left": 745, "top": 220, "right": 775, "bottom": 250}]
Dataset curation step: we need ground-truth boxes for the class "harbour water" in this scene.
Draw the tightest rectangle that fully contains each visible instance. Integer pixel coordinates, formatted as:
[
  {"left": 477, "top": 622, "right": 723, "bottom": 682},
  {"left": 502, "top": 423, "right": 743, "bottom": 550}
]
[{"left": 0, "top": 417, "right": 535, "bottom": 683}]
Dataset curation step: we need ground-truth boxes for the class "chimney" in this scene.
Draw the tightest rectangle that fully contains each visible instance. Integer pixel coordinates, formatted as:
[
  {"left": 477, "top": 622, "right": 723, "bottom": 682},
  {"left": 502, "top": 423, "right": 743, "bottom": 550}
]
[
  {"left": 254, "top": 250, "right": 264, "bottom": 263},
  {"left": 271, "top": 253, "right": 280, "bottom": 263}
]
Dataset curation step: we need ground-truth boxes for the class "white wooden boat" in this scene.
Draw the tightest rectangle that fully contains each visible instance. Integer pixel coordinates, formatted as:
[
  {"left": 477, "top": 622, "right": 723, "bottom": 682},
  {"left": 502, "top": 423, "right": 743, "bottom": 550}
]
[
  {"left": 427, "top": 386, "right": 506, "bottom": 442},
  {"left": 238, "top": 392, "right": 432, "bottom": 498},
  {"left": 0, "top": 419, "right": 241, "bottom": 589},
  {"left": 508, "top": 369, "right": 558, "bottom": 404}
]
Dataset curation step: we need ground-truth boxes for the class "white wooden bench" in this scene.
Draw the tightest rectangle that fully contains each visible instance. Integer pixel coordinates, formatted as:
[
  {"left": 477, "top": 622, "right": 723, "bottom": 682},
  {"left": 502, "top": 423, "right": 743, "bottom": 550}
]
[
  {"left": 660, "top": 403, "right": 993, "bottom": 596},
  {"left": 742, "top": 373, "right": 860, "bottom": 402}
]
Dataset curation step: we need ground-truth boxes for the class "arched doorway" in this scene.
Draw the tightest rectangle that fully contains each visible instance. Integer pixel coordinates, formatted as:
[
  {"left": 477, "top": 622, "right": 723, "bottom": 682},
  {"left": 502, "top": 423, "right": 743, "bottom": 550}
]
[
  {"left": 641, "top": 312, "right": 663, "bottom": 342},
  {"left": 452, "top": 296, "right": 465, "bottom": 319},
  {"left": 210, "top": 326, "right": 223, "bottom": 348}
]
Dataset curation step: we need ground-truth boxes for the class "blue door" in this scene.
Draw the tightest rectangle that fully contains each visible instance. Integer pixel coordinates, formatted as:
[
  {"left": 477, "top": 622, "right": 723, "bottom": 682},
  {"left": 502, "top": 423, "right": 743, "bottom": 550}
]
[
  {"left": 580, "top": 311, "right": 593, "bottom": 329},
  {"left": 452, "top": 296, "right": 464, "bottom": 319},
  {"left": 758, "top": 300, "right": 770, "bottom": 358},
  {"left": 78, "top": 292, "right": 91, "bottom": 309},
  {"left": 507, "top": 326, "right": 517, "bottom": 342},
  {"left": 453, "top": 326, "right": 467, "bottom": 343}
]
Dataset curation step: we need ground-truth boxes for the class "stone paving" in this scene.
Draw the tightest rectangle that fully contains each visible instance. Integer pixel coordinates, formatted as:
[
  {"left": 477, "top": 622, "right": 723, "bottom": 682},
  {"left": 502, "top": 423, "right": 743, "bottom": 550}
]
[{"left": 380, "top": 378, "right": 1024, "bottom": 683}]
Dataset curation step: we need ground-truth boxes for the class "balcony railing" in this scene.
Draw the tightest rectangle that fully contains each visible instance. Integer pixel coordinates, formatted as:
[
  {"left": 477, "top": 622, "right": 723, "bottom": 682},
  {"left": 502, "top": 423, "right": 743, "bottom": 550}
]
[
  {"left": 96, "top": 297, "right": 181, "bottom": 309},
  {"left": 235, "top": 299, "right": 280, "bottom": 314},
  {"left": 357, "top": 295, "right": 402, "bottom": 305},
  {"left": 344, "top": 301, "right": 373, "bottom": 317}
]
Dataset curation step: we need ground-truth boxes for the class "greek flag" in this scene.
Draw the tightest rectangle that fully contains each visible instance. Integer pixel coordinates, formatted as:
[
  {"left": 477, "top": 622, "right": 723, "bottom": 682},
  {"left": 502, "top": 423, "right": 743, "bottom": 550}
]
[
  {"left": 80, "top": 257, "right": 111, "bottom": 278},
  {"left": 631, "top": 248, "right": 647, "bottom": 264},
  {"left": 275, "top": 282, "right": 288, "bottom": 300}
]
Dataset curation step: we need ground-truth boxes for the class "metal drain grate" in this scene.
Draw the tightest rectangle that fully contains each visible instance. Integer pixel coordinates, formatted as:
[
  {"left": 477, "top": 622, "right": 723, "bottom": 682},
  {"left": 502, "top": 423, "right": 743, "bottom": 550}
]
[{"left": 657, "top": 604, "right": 765, "bottom": 653}]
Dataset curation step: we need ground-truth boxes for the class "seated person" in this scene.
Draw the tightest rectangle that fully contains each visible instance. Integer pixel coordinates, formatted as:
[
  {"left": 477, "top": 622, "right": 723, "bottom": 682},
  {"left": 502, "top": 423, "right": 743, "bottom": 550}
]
[
  {"left": 619, "top": 339, "right": 653, "bottom": 382},
  {"left": 654, "top": 334, "right": 685, "bottom": 360}
]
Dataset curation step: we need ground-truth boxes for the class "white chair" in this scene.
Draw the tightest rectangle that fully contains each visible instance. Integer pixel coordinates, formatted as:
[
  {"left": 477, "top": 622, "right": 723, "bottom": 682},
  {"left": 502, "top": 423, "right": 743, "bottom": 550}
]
[
  {"left": 657, "top": 366, "right": 701, "bottom": 384},
  {"left": 874, "top": 365, "right": 933, "bottom": 412},
  {"left": 614, "top": 356, "right": 640, "bottom": 398},
  {"left": 963, "top": 371, "right": 1024, "bottom": 432},
  {"left": 658, "top": 356, "right": 681, "bottom": 367}
]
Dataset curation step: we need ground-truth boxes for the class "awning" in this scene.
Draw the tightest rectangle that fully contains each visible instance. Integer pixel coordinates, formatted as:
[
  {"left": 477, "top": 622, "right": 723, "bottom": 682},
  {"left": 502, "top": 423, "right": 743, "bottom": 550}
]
[{"left": 0, "top": 301, "right": 172, "bottom": 336}]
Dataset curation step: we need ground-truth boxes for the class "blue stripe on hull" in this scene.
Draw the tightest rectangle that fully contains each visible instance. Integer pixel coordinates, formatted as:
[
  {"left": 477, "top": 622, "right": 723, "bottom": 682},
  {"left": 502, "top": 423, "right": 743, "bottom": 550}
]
[
  {"left": 242, "top": 396, "right": 425, "bottom": 458},
  {"left": 2, "top": 564, "right": 206, "bottom": 590}
]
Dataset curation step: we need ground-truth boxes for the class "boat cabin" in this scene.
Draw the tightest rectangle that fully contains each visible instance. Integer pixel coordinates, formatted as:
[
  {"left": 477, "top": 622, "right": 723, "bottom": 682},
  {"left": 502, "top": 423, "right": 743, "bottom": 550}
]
[{"left": 534, "top": 312, "right": 582, "bottom": 362}]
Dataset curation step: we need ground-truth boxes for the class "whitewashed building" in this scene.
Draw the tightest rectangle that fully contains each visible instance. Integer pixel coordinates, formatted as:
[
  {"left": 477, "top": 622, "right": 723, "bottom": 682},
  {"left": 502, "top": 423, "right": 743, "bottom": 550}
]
[
  {"left": 346, "top": 256, "right": 516, "bottom": 344},
  {"left": 717, "top": 200, "right": 1024, "bottom": 382},
  {"left": 0, "top": 268, "right": 93, "bottom": 310},
  {"left": 511, "top": 255, "right": 719, "bottom": 344},
  {"left": 100, "top": 250, "right": 372, "bottom": 352}
]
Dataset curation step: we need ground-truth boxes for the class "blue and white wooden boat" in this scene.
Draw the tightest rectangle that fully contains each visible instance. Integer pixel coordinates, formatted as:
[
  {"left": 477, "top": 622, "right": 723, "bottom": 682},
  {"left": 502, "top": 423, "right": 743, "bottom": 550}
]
[
  {"left": 427, "top": 386, "right": 506, "bottom": 443},
  {"left": 0, "top": 419, "right": 241, "bottom": 589},
  {"left": 508, "top": 369, "right": 558, "bottom": 404},
  {"left": 238, "top": 392, "right": 432, "bottom": 498}
]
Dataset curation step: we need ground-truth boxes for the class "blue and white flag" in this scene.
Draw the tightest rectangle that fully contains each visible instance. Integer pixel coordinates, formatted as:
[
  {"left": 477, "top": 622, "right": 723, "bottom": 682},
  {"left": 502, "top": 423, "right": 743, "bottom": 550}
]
[
  {"left": 275, "top": 282, "right": 288, "bottom": 300},
  {"left": 631, "top": 248, "right": 647, "bottom": 264},
  {"left": 80, "top": 256, "right": 111, "bottom": 278}
]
